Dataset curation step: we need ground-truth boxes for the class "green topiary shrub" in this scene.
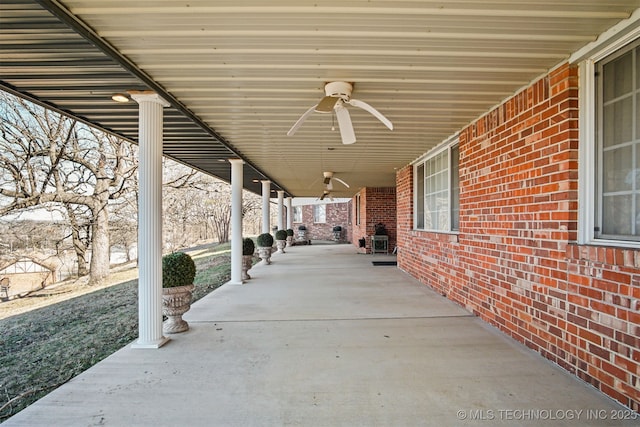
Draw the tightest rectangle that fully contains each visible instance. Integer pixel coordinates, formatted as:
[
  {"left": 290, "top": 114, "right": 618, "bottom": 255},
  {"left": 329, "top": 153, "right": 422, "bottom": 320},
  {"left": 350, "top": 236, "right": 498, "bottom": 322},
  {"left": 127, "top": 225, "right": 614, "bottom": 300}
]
[
  {"left": 333, "top": 225, "right": 342, "bottom": 232},
  {"left": 298, "top": 225, "right": 306, "bottom": 231},
  {"left": 162, "top": 252, "right": 196, "bottom": 288},
  {"left": 256, "top": 232, "right": 274, "bottom": 247},
  {"left": 275, "top": 229, "right": 287, "bottom": 240},
  {"left": 242, "top": 237, "right": 255, "bottom": 255},
  {"left": 286, "top": 228, "right": 294, "bottom": 236}
]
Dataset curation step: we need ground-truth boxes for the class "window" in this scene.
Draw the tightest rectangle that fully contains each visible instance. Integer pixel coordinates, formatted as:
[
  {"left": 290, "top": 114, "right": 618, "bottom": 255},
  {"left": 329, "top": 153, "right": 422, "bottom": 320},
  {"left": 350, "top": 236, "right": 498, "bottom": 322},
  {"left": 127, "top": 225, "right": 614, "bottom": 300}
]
[
  {"left": 293, "top": 206, "right": 302, "bottom": 223},
  {"left": 451, "top": 145, "right": 460, "bottom": 231},
  {"left": 313, "top": 204, "right": 326, "bottom": 223},
  {"left": 355, "top": 193, "right": 361, "bottom": 225},
  {"left": 587, "top": 38, "right": 639, "bottom": 243},
  {"left": 413, "top": 141, "right": 459, "bottom": 232}
]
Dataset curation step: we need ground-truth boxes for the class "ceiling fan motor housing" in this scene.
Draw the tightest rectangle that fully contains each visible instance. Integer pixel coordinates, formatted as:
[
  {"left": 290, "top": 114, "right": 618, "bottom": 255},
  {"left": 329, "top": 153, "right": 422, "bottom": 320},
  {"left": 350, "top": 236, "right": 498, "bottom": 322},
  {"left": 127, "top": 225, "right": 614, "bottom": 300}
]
[{"left": 324, "top": 81, "right": 353, "bottom": 100}]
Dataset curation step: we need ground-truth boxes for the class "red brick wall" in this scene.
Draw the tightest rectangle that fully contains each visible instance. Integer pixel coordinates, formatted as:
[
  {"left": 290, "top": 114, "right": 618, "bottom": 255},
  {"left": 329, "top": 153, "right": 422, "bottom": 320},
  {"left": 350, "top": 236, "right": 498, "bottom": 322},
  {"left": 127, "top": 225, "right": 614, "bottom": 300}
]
[
  {"left": 353, "top": 190, "right": 367, "bottom": 251},
  {"left": 351, "top": 187, "right": 396, "bottom": 253},
  {"left": 397, "top": 63, "right": 639, "bottom": 411},
  {"left": 292, "top": 201, "right": 351, "bottom": 241}
]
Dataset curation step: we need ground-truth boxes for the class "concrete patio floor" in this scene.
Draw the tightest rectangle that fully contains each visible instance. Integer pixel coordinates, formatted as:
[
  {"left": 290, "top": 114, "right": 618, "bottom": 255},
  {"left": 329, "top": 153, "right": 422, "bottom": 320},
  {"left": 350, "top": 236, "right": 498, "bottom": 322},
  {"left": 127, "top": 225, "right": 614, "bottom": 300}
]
[{"left": 4, "top": 243, "right": 637, "bottom": 426}]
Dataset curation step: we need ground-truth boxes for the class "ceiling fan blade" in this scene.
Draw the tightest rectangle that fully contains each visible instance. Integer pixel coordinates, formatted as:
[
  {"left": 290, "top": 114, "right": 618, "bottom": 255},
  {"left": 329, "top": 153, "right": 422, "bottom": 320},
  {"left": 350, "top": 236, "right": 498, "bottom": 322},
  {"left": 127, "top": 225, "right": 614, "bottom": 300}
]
[
  {"left": 306, "top": 176, "right": 322, "bottom": 189},
  {"left": 333, "top": 177, "right": 350, "bottom": 188},
  {"left": 348, "top": 98, "right": 393, "bottom": 130},
  {"left": 315, "top": 96, "right": 340, "bottom": 113},
  {"left": 335, "top": 106, "right": 356, "bottom": 144},
  {"left": 287, "top": 104, "right": 317, "bottom": 136},
  {"left": 320, "top": 192, "right": 326, "bottom": 200}
]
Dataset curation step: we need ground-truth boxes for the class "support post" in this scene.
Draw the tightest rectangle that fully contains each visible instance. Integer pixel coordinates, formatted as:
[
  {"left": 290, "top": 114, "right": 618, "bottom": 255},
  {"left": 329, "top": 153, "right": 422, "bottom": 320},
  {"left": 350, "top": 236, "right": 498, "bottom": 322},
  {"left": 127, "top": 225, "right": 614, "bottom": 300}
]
[
  {"left": 229, "top": 159, "right": 244, "bottom": 285},
  {"left": 286, "top": 197, "right": 293, "bottom": 230},
  {"left": 131, "top": 92, "right": 169, "bottom": 349},
  {"left": 261, "top": 180, "right": 271, "bottom": 234},
  {"left": 277, "top": 190, "right": 285, "bottom": 230}
]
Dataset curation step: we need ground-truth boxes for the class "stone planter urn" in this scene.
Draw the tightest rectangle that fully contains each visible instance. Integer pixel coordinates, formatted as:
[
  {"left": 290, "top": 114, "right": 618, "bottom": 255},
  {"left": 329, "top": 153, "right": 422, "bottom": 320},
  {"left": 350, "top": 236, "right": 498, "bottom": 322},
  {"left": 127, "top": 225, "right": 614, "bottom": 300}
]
[
  {"left": 275, "top": 239, "right": 287, "bottom": 253},
  {"left": 162, "top": 251, "right": 196, "bottom": 334},
  {"left": 256, "top": 233, "right": 274, "bottom": 265},
  {"left": 242, "top": 254, "right": 253, "bottom": 280},
  {"left": 275, "top": 230, "right": 288, "bottom": 254},
  {"left": 242, "top": 237, "right": 255, "bottom": 281},
  {"left": 162, "top": 284, "right": 195, "bottom": 334},
  {"left": 257, "top": 246, "right": 272, "bottom": 265}
]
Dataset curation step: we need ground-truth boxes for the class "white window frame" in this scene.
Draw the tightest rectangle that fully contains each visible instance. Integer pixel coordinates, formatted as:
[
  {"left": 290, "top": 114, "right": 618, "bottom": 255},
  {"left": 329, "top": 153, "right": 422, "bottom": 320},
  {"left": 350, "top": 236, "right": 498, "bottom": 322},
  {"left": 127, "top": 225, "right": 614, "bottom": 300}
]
[
  {"left": 412, "top": 135, "right": 460, "bottom": 233},
  {"left": 313, "top": 204, "right": 326, "bottom": 223},
  {"left": 576, "top": 21, "right": 640, "bottom": 248},
  {"left": 293, "top": 206, "right": 302, "bottom": 223}
]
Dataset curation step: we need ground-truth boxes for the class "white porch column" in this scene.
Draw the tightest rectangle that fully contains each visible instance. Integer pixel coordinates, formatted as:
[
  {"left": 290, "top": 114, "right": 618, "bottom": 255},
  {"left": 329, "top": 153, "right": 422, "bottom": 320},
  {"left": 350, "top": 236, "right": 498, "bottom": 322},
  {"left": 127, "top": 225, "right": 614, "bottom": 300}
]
[
  {"left": 261, "top": 180, "right": 271, "bottom": 234},
  {"left": 286, "top": 197, "right": 293, "bottom": 230},
  {"left": 131, "top": 92, "right": 169, "bottom": 349},
  {"left": 229, "top": 159, "right": 244, "bottom": 285},
  {"left": 277, "top": 190, "right": 285, "bottom": 230}
]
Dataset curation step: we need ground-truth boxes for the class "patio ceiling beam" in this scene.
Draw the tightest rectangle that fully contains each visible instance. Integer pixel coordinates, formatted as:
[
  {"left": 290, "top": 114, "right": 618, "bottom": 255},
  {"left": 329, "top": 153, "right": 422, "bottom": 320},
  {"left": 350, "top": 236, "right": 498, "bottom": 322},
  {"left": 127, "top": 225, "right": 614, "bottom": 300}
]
[
  {"left": 120, "top": 48, "right": 569, "bottom": 60},
  {"left": 143, "top": 64, "right": 547, "bottom": 74},
  {"left": 98, "top": 29, "right": 595, "bottom": 43},
  {"left": 156, "top": 76, "right": 530, "bottom": 85},
  {"left": 71, "top": 5, "right": 631, "bottom": 20}
]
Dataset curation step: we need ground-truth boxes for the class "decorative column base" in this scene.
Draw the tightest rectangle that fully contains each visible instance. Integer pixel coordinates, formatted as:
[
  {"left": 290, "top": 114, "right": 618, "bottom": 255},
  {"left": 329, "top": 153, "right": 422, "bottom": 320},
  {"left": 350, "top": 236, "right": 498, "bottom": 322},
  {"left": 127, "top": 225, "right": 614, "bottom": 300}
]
[{"left": 131, "top": 336, "right": 170, "bottom": 349}]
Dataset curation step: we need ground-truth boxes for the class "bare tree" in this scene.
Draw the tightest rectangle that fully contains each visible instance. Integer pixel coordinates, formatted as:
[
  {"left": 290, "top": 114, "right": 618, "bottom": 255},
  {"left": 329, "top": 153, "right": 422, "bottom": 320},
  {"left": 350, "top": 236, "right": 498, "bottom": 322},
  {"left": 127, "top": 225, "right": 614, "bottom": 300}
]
[
  {"left": 195, "top": 182, "right": 232, "bottom": 244},
  {"left": 241, "top": 195, "right": 263, "bottom": 235},
  {"left": 0, "top": 92, "right": 137, "bottom": 284},
  {"left": 163, "top": 160, "right": 263, "bottom": 247},
  {"left": 62, "top": 203, "right": 92, "bottom": 276},
  {"left": 162, "top": 161, "right": 201, "bottom": 250},
  {"left": 109, "top": 196, "right": 138, "bottom": 264},
  {"left": 199, "top": 186, "right": 263, "bottom": 243}
]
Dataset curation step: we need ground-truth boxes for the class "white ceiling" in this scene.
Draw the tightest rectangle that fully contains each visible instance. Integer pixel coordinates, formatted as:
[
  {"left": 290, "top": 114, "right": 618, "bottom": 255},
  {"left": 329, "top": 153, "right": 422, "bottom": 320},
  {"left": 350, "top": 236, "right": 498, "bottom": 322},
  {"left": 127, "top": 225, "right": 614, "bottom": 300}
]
[{"left": 2, "top": 1, "right": 639, "bottom": 198}]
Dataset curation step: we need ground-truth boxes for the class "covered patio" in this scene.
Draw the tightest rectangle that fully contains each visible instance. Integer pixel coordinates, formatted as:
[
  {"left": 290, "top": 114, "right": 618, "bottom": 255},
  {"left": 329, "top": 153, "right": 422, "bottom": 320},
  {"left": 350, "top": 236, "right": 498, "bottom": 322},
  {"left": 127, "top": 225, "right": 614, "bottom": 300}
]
[
  {"left": 2, "top": 0, "right": 640, "bottom": 416},
  {"left": 3, "top": 244, "right": 636, "bottom": 426}
]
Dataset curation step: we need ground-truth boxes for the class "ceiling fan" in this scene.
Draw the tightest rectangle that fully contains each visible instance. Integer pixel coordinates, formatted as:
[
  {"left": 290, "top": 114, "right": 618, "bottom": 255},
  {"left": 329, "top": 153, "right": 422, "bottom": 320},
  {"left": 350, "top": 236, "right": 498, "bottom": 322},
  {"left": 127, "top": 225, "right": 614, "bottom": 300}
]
[
  {"left": 319, "top": 190, "right": 333, "bottom": 201},
  {"left": 323, "top": 171, "right": 349, "bottom": 191},
  {"left": 318, "top": 172, "right": 349, "bottom": 200},
  {"left": 287, "top": 81, "right": 393, "bottom": 145}
]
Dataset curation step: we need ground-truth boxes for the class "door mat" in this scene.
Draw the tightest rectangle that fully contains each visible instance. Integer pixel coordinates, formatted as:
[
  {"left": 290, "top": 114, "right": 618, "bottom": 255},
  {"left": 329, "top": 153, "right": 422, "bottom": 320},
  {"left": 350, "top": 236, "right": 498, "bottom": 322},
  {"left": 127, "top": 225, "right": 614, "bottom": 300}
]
[{"left": 372, "top": 261, "right": 397, "bottom": 266}]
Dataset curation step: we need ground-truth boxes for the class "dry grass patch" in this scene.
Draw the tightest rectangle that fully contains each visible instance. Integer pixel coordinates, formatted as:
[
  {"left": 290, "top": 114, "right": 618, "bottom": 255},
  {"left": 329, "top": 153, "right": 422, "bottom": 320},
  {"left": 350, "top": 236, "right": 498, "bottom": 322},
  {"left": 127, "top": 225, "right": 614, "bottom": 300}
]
[{"left": 0, "top": 243, "right": 231, "bottom": 421}]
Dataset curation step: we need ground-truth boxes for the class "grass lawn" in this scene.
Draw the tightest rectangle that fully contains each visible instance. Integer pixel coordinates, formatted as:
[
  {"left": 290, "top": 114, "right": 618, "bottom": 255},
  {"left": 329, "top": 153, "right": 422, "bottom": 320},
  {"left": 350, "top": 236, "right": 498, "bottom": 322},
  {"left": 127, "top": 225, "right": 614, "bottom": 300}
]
[{"left": 0, "top": 243, "right": 231, "bottom": 421}]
